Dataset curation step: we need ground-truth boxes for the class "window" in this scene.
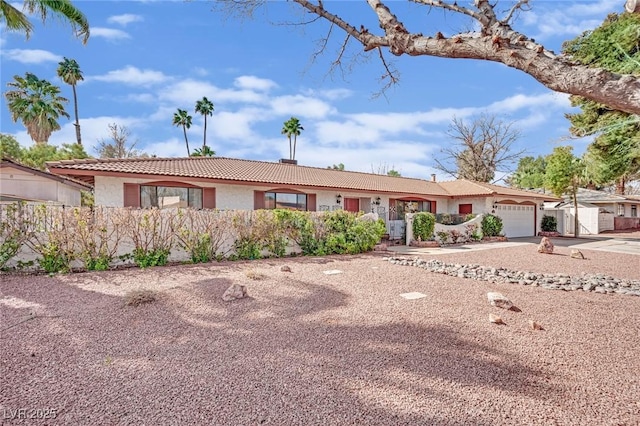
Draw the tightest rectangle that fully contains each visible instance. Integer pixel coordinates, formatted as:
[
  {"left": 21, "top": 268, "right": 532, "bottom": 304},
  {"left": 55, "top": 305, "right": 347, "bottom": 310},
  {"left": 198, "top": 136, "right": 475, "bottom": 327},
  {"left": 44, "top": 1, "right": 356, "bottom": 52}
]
[
  {"left": 141, "top": 185, "right": 203, "bottom": 209},
  {"left": 265, "top": 192, "right": 307, "bottom": 211},
  {"left": 617, "top": 204, "right": 625, "bottom": 216},
  {"left": 391, "top": 200, "right": 431, "bottom": 220},
  {"left": 632, "top": 205, "right": 637, "bottom": 218},
  {"left": 458, "top": 204, "right": 472, "bottom": 214}
]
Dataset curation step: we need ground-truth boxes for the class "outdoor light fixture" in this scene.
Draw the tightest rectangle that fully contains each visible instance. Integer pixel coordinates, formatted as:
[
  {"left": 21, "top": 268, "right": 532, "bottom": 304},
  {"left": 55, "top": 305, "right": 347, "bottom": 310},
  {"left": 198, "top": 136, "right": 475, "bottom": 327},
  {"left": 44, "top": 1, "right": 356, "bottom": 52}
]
[
  {"left": 539, "top": 204, "right": 545, "bottom": 211},
  {"left": 492, "top": 202, "right": 498, "bottom": 210},
  {"left": 336, "top": 194, "right": 342, "bottom": 204},
  {"left": 374, "top": 196, "right": 381, "bottom": 205}
]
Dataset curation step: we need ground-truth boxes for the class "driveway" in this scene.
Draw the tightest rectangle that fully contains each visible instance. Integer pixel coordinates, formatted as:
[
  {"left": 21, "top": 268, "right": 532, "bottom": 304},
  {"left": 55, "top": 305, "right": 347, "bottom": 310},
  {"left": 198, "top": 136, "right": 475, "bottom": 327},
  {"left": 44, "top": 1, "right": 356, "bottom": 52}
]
[{"left": 388, "top": 231, "right": 640, "bottom": 256}]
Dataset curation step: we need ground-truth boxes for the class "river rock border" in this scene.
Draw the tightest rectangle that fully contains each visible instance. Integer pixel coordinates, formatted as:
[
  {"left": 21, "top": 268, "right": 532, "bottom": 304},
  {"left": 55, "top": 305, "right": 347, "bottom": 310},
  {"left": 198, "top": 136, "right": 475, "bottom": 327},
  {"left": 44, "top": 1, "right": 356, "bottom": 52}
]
[{"left": 384, "top": 257, "right": 640, "bottom": 297}]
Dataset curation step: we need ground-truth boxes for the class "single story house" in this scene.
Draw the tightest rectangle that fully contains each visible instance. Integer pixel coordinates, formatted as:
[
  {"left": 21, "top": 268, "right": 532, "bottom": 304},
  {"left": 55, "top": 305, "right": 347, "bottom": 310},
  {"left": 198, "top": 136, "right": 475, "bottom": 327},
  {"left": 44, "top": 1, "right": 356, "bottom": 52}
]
[
  {"left": 544, "top": 188, "right": 640, "bottom": 233},
  {"left": 1, "top": 157, "right": 91, "bottom": 206},
  {"left": 46, "top": 157, "right": 559, "bottom": 238}
]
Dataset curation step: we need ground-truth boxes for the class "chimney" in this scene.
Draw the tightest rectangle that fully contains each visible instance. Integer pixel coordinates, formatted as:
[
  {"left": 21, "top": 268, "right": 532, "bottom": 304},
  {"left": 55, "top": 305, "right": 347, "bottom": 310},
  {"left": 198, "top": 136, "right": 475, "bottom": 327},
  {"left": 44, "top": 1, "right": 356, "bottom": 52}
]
[
  {"left": 431, "top": 174, "right": 437, "bottom": 182},
  {"left": 279, "top": 159, "right": 298, "bottom": 165}
]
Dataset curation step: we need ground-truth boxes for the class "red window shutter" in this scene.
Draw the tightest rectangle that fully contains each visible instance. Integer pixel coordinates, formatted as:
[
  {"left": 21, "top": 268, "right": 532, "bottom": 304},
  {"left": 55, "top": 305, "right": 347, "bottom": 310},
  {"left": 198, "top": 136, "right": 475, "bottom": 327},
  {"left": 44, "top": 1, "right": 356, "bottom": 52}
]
[
  {"left": 432, "top": 201, "right": 437, "bottom": 214},
  {"left": 123, "top": 183, "right": 140, "bottom": 208},
  {"left": 307, "top": 194, "right": 316, "bottom": 211},
  {"left": 254, "top": 191, "right": 265, "bottom": 210},
  {"left": 203, "top": 188, "right": 216, "bottom": 209}
]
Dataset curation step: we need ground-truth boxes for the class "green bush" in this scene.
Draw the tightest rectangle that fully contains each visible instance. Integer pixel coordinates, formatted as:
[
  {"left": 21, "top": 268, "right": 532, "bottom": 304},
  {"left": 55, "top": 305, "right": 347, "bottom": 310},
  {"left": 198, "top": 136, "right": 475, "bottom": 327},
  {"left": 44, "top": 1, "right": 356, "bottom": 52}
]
[
  {"left": 132, "top": 248, "right": 170, "bottom": 268},
  {"left": 38, "top": 242, "right": 73, "bottom": 273},
  {"left": 413, "top": 212, "right": 435, "bottom": 241},
  {"left": 481, "top": 214, "right": 503, "bottom": 237},
  {"left": 541, "top": 215, "right": 558, "bottom": 232}
]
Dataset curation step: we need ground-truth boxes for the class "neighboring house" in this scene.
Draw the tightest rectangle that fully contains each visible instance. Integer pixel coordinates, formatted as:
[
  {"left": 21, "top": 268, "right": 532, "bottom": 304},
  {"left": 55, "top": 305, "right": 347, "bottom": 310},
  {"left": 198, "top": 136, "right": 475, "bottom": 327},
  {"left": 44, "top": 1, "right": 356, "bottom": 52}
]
[
  {"left": 46, "top": 157, "right": 559, "bottom": 238},
  {"left": 1, "top": 157, "right": 91, "bottom": 206},
  {"left": 544, "top": 188, "right": 640, "bottom": 234}
]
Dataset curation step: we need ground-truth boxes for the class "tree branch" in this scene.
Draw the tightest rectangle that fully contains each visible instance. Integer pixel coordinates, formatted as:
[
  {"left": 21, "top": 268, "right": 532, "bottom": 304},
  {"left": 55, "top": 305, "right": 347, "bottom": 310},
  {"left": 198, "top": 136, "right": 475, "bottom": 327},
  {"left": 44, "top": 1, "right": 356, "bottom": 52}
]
[{"left": 500, "top": 0, "right": 530, "bottom": 25}]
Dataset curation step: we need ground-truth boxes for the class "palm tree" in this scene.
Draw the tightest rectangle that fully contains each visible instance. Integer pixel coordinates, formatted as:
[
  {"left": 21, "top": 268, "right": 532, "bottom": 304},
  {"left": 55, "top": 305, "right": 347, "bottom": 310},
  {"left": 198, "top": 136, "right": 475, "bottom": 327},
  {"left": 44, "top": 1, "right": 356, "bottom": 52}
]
[
  {"left": 191, "top": 146, "right": 215, "bottom": 157},
  {"left": 172, "top": 108, "right": 192, "bottom": 156},
  {"left": 1, "top": 0, "right": 90, "bottom": 43},
  {"left": 4, "top": 72, "right": 70, "bottom": 143},
  {"left": 57, "top": 57, "right": 83, "bottom": 146},
  {"left": 194, "top": 97, "right": 214, "bottom": 152},
  {"left": 281, "top": 117, "right": 304, "bottom": 160}
]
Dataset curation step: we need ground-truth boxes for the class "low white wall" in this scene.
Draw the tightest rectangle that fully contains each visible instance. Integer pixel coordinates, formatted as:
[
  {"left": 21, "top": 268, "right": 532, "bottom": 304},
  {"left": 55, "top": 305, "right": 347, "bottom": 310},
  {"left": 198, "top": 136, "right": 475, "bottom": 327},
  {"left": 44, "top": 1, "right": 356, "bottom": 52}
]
[{"left": 405, "top": 213, "right": 483, "bottom": 245}]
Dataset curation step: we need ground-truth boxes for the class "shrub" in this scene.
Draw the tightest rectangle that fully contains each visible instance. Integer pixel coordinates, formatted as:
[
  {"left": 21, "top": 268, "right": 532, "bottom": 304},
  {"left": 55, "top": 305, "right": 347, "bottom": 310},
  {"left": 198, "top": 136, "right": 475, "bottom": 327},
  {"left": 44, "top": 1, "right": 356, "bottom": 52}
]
[
  {"left": 132, "top": 248, "right": 170, "bottom": 268},
  {"left": 481, "top": 214, "right": 503, "bottom": 237},
  {"left": 541, "top": 215, "right": 558, "bottom": 232},
  {"left": 125, "top": 289, "right": 157, "bottom": 306},
  {"left": 413, "top": 212, "right": 435, "bottom": 241}
]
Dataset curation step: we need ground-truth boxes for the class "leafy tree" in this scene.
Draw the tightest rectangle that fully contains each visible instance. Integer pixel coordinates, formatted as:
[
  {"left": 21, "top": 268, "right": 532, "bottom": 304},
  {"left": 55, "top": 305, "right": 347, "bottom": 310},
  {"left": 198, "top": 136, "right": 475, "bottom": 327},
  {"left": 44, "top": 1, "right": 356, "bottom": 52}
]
[
  {"left": 95, "top": 123, "right": 147, "bottom": 159},
  {"left": 544, "top": 146, "right": 584, "bottom": 237},
  {"left": 172, "top": 108, "right": 193, "bottom": 156},
  {"left": 195, "top": 97, "right": 214, "bottom": 152},
  {"left": 57, "top": 57, "right": 84, "bottom": 146},
  {"left": 563, "top": 13, "right": 640, "bottom": 194},
  {"left": 328, "top": 163, "right": 345, "bottom": 170},
  {"left": 217, "top": 0, "right": 640, "bottom": 115},
  {"left": 21, "top": 142, "right": 88, "bottom": 170},
  {"left": 191, "top": 146, "right": 216, "bottom": 157},
  {"left": 386, "top": 169, "right": 401, "bottom": 177},
  {"left": 0, "top": 134, "right": 22, "bottom": 159},
  {"left": 435, "top": 115, "right": 524, "bottom": 182},
  {"left": 281, "top": 117, "right": 304, "bottom": 160},
  {"left": 4, "top": 72, "right": 69, "bottom": 144},
  {"left": 508, "top": 156, "right": 547, "bottom": 189},
  {"left": 1, "top": 0, "right": 90, "bottom": 43}
]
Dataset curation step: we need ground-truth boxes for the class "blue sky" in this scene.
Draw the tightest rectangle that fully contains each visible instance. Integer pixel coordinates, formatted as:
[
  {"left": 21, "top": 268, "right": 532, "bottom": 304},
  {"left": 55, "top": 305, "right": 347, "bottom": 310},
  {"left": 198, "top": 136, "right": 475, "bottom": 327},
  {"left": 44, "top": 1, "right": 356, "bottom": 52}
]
[{"left": 0, "top": 0, "right": 624, "bottom": 180}]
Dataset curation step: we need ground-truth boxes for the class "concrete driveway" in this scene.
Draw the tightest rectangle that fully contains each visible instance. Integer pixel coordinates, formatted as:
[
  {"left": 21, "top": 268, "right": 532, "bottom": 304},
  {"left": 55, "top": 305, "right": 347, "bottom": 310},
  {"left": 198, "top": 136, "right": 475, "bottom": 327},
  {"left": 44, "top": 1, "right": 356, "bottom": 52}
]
[{"left": 388, "top": 231, "right": 640, "bottom": 256}]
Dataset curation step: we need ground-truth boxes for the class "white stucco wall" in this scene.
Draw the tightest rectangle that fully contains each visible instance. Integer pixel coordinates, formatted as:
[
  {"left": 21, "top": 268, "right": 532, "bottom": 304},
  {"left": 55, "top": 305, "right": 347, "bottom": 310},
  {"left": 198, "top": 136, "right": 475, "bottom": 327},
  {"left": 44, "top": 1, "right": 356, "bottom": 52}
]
[
  {"left": 1, "top": 168, "right": 82, "bottom": 206},
  {"left": 446, "top": 197, "right": 490, "bottom": 214}
]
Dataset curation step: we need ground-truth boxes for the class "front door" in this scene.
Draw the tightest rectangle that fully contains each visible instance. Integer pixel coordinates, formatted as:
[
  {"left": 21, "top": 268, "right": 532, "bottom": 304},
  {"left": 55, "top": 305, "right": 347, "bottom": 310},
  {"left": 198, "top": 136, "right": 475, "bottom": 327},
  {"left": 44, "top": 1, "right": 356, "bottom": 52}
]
[{"left": 344, "top": 198, "right": 359, "bottom": 213}]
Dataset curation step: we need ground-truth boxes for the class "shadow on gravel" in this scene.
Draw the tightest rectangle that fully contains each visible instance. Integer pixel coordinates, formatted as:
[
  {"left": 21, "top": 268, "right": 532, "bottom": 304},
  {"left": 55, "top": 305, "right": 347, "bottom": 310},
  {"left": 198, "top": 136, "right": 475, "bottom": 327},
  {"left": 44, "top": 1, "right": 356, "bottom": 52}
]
[{"left": 1, "top": 272, "right": 561, "bottom": 425}]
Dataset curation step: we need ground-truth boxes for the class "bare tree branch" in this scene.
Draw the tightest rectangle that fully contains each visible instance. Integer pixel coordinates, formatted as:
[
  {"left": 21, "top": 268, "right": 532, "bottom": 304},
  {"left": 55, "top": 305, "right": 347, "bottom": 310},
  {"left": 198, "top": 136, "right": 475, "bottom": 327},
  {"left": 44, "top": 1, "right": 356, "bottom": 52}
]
[{"left": 500, "top": 0, "right": 530, "bottom": 25}]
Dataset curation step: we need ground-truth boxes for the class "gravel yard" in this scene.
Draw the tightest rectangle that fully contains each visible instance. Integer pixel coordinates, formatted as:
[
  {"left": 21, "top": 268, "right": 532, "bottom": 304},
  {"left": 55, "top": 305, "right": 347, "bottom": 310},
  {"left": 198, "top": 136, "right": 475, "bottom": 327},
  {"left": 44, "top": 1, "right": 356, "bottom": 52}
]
[{"left": 1, "top": 242, "right": 639, "bottom": 425}]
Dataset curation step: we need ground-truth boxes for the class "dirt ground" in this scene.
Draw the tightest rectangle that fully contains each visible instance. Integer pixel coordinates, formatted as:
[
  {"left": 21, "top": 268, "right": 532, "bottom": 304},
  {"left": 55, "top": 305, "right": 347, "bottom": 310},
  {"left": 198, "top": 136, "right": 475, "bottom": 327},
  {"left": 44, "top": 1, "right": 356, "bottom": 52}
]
[{"left": 1, "top": 243, "right": 639, "bottom": 425}]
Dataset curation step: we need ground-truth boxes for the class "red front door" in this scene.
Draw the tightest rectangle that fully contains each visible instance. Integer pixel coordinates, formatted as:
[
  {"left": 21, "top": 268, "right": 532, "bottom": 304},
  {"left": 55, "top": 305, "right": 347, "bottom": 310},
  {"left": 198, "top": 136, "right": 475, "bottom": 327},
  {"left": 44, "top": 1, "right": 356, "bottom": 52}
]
[{"left": 344, "top": 198, "right": 359, "bottom": 213}]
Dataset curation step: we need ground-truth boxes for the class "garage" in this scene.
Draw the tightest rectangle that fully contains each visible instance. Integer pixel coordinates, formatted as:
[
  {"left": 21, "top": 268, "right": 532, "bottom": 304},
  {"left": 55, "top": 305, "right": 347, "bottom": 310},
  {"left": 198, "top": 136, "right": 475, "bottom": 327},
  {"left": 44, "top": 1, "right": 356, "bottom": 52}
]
[{"left": 494, "top": 204, "right": 535, "bottom": 238}]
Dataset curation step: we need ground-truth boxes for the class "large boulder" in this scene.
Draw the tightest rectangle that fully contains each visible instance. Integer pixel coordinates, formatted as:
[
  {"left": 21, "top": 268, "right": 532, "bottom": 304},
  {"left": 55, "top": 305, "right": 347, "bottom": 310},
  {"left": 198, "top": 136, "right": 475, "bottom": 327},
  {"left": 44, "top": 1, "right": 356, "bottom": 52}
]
[
  {"left": 222, "top": 284, "right": 248, "bottom": 302},
  {"left": 487, "top": 292, "right": 513, "bottom": 310},
  {"left": 537, "top": 236, "right": 554, "bottom": 254}
]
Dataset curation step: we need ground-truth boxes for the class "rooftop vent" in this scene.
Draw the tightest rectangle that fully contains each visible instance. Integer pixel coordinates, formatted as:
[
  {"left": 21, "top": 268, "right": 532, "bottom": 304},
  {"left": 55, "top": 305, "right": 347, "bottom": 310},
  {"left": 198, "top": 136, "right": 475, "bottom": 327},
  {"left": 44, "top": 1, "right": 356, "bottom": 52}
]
[{"left": 431, "top": 174, "right": 437, "bottom": 182}]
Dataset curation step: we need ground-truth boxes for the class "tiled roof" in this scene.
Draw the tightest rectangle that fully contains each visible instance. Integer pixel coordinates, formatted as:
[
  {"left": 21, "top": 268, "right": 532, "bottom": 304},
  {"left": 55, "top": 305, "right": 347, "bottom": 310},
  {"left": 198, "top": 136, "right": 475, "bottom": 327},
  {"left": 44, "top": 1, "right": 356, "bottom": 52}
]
[
  {"left": 46, "top": 156, "right": 451, "bottom": 196},
  {"left": 1, "top": 157, "right": 92, "bottom": 190},
  {"left": 438, "top": 179, "right": 560, "bottom": 201},
  {"left": 573, "top": 188, "right": 640, "bottom": 203}
]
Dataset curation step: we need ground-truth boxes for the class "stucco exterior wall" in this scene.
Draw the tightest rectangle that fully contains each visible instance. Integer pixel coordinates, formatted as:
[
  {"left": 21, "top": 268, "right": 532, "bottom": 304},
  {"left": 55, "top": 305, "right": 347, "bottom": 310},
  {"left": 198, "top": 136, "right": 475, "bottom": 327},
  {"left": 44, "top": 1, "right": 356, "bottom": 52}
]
[
  {"left": 446, "top": 197, "right": 490, "bottom": 214},
  {"left": 1, "top": 168, "right": 82, "bottom": 206},
  {"left": 94, "top": 175, "right": 451, "bottom": 215}
]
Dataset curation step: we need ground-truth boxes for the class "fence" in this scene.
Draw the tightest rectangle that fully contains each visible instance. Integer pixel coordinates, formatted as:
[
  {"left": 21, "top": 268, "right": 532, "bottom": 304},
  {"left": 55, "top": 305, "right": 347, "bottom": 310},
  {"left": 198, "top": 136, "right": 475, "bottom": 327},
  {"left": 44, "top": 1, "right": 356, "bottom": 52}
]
[{"left": 0, "top": 204, "right": 386, "bottom": 272}]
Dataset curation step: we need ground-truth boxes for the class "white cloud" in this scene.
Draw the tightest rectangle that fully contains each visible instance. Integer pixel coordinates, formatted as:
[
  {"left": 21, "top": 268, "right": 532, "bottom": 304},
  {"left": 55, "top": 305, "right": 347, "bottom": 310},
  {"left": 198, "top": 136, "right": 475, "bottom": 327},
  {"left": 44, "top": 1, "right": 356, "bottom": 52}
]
[
  {"left": 107, "top": 14, "right": 144, "bottom": 26},
  {"left": 192, "top": 67, "right": 209, "bottom": 77},
  {"left": 486, "top": 92, "right": 570, "bottom": 113},
  {"left": 91, "top": 66, "right": 170, "bottom": 86},
  {"left": 143, "top": 137, "right": 191, "bottom": 158},
  {"left": 270, "top": 95, "right": 335, "bottom": 119},
  {"left": 234, "top": 75, "right": 278, "bottom": 92},
  {"left": 158, "top": 79, "right": 266, "bottom": 105},
  {"left": 304, "top": 88, "right": 354, "bottom": 101},
  {"left": 91, "top": 27, "right": 131, "bottom": 41},
  {"left": 3, "top": 49, "right": 62, "bottom": 64}
]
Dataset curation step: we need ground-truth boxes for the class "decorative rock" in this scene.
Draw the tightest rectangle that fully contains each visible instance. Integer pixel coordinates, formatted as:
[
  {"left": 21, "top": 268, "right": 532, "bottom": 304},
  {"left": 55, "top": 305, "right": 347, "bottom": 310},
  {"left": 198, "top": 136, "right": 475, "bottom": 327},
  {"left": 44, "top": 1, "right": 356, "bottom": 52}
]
[
  {"left": 222, "top": 284, "right": 248, "bottom": 302},
  {"left": 489, "top": 313, "right": 505, "bottom": 325},
  {"left": 529, "top": 320, "right": 544, "bottom": 330},
  {"left": 487, "top": 292, "right": 513, "bottom": 310},
  {"left": 537, "top": 237, "right": 554, "bottom": 254},
  {"left": 280, "top": 265, "right": 292, "bottom": 272},
  {"left": 374, "top": 243, "right": 388, "bottom": 252},
  {"left": 570, "top": 250, "right": 585, "bottom": 259}
]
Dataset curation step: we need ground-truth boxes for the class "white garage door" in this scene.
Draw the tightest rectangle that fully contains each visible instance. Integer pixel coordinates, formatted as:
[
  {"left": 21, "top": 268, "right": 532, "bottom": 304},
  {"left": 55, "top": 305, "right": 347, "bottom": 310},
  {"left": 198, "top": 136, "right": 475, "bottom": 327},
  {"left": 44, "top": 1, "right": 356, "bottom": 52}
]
[{"left": 494, "top": 204, "right": 535, "bottom": 238}]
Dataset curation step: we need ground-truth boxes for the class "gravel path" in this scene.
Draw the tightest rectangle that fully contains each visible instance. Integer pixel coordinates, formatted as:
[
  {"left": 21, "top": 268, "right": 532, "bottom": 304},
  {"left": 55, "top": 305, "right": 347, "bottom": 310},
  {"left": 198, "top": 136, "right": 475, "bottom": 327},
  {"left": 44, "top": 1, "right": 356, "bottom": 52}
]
[{"left": 1, "top": 243, "right": 639, "bottom": 425}]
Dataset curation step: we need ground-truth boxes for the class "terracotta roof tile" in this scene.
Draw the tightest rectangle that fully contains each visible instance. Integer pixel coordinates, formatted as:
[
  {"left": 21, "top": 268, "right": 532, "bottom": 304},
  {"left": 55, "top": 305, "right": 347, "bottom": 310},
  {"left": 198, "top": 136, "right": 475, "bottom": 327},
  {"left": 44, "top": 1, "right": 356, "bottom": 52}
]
[
  {"left": 47, "top": 157, "right": 451, "bottom": 196},
  {"left": 438, "top": 179, "right": 560, "bottom": 201}
]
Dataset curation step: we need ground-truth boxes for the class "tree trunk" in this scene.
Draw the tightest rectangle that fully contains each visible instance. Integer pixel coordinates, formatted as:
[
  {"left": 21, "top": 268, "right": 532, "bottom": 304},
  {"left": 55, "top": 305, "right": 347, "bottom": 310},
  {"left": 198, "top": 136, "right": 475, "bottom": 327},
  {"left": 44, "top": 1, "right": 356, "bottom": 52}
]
[
  {"left": 615, "top": 176, "right": 626, "bottom": 195},
  {"left": 292, "top": 0, "right": 640, "bottom": 115},
  {"left": 183, "top": 125, "right": 190, "bottom": 156},
  {"left": 203, "top": 115, "right": 207, "bottom": 151},
  {"left": 293, "top": 134, "right": 297, "bottom": 160},
  {"left": 72, "top": 84, "right": 81, "bottom": 146}
]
